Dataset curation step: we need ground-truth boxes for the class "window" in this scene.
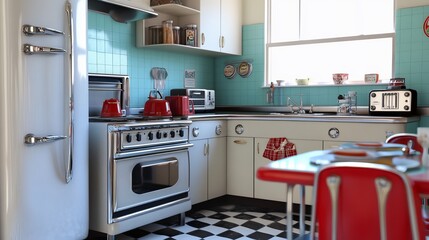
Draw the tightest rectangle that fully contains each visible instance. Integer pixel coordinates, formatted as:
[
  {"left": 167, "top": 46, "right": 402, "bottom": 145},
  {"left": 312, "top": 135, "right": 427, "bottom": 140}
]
[{"left": 265, "top": 0, "right": 395, "bottom": 86}]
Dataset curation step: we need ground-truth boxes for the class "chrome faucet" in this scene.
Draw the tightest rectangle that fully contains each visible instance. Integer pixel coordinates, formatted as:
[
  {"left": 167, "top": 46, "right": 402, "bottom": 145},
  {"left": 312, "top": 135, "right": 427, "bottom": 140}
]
[{"left": 287, "top": 96, "right": 306, "bottom": 114}]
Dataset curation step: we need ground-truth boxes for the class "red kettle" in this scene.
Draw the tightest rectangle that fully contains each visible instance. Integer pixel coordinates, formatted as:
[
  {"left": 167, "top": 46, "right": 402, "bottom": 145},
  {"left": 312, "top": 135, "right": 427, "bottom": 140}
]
[{"left": 142, "top": 90, "right": 172, "bottom": 118}]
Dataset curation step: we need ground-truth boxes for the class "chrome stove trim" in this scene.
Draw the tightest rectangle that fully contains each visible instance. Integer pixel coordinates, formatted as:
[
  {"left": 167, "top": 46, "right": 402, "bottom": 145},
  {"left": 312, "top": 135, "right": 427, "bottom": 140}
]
[
  {"left": 111, "top": 196, "right": 191, "bottom": 223},
  {"left": 114, "top": 143, "right": 194, "bottom": 159}
]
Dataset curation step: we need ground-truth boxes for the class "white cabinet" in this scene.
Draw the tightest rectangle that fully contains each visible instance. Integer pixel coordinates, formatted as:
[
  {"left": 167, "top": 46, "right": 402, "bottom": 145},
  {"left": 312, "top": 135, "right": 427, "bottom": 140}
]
[
  {"left": 227, "top": 119, "right": 410, "bottom": 203},
  {"left": 226, "top": 136, "right": 254, "bottom": 198},
  {"left": 189, "top": 120, "right": 226, "bottom": 204},
  {"left": 254, "top": 137, "right": 322, "bottom": 204},
  {"left": 136, "top": 0, "right": 242, "bottom": 55},
  {"left": 207, "top": 137, "right": 227, "bottom": 199},
  {"left": 188, "top": 139, "right": 208, "bottom": 204},
  {"left": 200, "top": 0, "right": 242, "bottom": 54}
]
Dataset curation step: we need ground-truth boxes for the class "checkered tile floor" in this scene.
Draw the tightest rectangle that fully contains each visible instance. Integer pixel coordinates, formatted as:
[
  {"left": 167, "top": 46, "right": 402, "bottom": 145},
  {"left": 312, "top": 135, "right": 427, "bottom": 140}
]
[{"left": 88, "top": 196, "right": 312, "bottom": 240}]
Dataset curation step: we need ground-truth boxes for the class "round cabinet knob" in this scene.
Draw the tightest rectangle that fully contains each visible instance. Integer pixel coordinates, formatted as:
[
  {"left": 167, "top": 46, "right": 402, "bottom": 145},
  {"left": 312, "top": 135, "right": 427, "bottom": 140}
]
[
  {"left": 156, "top": 131, "right": 162, "bottom": 139},
  {"left": 170, "top": 131, "right": 175, "bottom": 138},
  {"left": 328, "top": 127, "right": 340, "bottom": 138},
  {"left": 136, "top": 132, "right": 142, "bottom": 142},
  {"left": 126, "top": 134, "right": 132, "bottom": 143},
  {"left": 192, "top": 127, "right": 200, "bottom": 137},
  {"left": 215, "top": 125, "right": 222, "bottom": 135},
  {"left": 235, "top": 124, "right": 244, "bottom": 135},
  {"left": 148, "top": 132, "right": 154, "bottom": 140}
]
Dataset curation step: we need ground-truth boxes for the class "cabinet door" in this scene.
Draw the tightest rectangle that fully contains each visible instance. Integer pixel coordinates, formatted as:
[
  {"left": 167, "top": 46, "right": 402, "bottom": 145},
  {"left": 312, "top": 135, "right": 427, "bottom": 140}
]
[
  {"left": 199, "top": 0, "right": 221, "bottom": 52},
  {"left": 227, "top": 137, "right": 254, "bottom": 198},
  {"left": 254, "top": 138, "right": 322, "bottom": 204},
  {"left": 220, "top": 0, "right": 242, "bottom": 55},
  {"left": 208, "top": 137, "right": 227, "bottom": 199},
  {"left": 189, "top": 139, "right": 208, "bottom": 204}
]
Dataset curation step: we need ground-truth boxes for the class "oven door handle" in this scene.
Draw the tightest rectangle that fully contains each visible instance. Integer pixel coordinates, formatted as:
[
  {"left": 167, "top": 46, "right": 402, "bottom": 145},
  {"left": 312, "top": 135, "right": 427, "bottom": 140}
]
[{"left": 114, "top": 143, "right": 194, "bottom": 159}]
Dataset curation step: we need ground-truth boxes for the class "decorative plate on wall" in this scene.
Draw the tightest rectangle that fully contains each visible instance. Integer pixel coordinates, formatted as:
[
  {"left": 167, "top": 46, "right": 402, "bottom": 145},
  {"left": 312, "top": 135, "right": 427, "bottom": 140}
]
[
  {"left": 224, "top": 64, "right": 236, "bottom": 79},
  {"left": 238, "top": 61, "right": 252, "bottom": 78}
]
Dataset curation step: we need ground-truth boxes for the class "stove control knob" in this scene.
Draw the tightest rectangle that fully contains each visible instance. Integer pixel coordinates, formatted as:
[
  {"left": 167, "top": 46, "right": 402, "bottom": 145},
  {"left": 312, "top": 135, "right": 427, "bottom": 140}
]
[
  {"left": 136, "top": 132, "right": 142, "bottom": 142},
  {"left": 163, "top": 132, "right": 168, "bottom": 138},
  {"left": 170, "top": 131, "right": 176, "bottom": 138},
  {"left": 148, "top": 132, "right": 154, "bottom": 140},
  {"left": 126, "top": 134, "right": 132, "bottom": 143},
  {"left": 215, "top": 125, "right": 222, "bottom": 135},
  {"left": 156, "top": 131, "right": 162, "bottom": 139},
  {"left": 179, "top": 129, "right": 185, "bottom": 137},
  {"left": 192, "top": 127, "right": 199, "bottom": 137}
]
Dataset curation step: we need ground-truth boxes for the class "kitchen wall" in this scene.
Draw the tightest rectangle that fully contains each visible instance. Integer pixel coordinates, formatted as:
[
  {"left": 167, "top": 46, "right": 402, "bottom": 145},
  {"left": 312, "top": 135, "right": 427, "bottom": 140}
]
[
  {"left": 88, "top": 0, "right": 429, "bottom": 126},
  {"left": 88, "top": 12, "right": 215, "bottom": 108},
  {"left": 214, "top": 0, "right": 429, "bottom": 108}
]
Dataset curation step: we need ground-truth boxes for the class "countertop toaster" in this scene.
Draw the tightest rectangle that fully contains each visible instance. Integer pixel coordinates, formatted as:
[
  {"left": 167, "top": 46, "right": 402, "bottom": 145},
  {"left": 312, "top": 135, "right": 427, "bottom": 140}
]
[
  {"left": 170, "top": 88, "right": 215, "bottom": 111},
  {"left": 369, "top": 89, "right": 417, "bottom": 116}
]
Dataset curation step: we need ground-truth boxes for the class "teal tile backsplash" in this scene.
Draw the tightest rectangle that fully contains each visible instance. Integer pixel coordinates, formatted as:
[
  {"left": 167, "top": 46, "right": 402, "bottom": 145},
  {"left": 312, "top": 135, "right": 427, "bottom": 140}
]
[
  {"left": 88, "top": 11, "right": 214, "bottom": 108},
  {"left": 88, "top": 6, "right": 429, "bottom": 113}
]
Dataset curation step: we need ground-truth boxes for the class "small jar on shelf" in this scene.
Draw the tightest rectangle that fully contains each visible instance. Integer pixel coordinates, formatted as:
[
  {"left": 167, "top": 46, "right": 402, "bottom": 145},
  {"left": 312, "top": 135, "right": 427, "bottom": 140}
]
[
  {"left": 148, "top": 25, "right": 163, "bottom": 45},
  {"left": 162, "top": 20, "right": 174, "bottom": 44},
  {"left": 173, "top": 26, "right": 181, "bottom": 44},
  {"left": 182, "top": 24, "right": 198, "bottom": 47}
]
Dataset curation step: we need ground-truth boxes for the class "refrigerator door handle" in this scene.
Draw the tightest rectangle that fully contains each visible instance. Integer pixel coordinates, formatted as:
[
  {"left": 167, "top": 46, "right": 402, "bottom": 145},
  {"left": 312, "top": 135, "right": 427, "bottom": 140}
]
[
  {"left": 65, "top": 0, "right": 74, "bottom": 184},
  {"left": 22, "top": 24, "right": 65, "bottom": 36},
  {"left": 24, "top": 134, "right": 67, "bottom": 145},
  {"left": 23, "top": 44, "right": 66, "bottom": 55}
]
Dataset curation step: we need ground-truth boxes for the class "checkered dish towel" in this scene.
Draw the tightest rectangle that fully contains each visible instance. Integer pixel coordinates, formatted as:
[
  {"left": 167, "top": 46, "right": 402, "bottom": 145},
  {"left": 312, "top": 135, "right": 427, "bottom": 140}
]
[{"left": 263, "top": 137, "right": 297, "bottom": 161}]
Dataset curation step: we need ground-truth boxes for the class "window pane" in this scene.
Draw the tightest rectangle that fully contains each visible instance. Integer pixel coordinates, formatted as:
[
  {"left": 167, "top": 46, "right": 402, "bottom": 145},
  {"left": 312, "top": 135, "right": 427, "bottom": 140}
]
[
  {"left": 269, "top": 0, "right": 395, "bottom": 42},
  {"left": 267, "top": 38, "right": 393, "bottom": 85},
  {"left": 300, "top": 0, "right": 394, "bottom": 40},
  {"left": 270, "top": 0, "right": 300, "bottom": 42}
]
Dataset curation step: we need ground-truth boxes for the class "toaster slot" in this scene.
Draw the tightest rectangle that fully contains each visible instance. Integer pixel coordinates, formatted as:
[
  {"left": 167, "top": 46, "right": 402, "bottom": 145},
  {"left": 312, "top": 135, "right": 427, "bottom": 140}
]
[{"left": 382, "top": 92, "right": 399, "bottom": 110}]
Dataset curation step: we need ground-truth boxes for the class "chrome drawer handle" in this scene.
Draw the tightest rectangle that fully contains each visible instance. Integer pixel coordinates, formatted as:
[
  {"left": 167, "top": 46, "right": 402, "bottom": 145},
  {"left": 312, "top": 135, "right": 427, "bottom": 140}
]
[
  {"left": 22, "top": 24, "right": 64, "bottom": 36},
  {"left": 23, "top": 44, "right": 66, "bottom": 55},
  {"left": 24, "top": 134, "right": 67, "bottom": 145}
]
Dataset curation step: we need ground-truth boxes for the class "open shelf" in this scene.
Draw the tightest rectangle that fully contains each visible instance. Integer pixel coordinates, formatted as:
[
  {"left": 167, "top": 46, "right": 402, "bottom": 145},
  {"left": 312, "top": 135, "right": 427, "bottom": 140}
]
[{"left": 152, "top": 4, "right": 200, "bottom": 16}]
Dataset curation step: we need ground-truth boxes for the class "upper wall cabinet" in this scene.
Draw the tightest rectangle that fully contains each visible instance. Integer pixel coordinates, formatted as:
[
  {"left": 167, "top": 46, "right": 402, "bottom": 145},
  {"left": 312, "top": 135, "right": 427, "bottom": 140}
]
[
  {"left": 200, "top": 0, "right": 242, "bottom": 55},
  {"left": 136, "top": 0, "right": 242, "bottom": 56}
]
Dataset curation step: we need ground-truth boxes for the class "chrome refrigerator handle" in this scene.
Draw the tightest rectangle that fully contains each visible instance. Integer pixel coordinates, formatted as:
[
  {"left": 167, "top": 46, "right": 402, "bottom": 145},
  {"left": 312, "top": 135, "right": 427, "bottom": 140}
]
[{"left": 65, "top": 0, "right": 73, "bottom": 183}]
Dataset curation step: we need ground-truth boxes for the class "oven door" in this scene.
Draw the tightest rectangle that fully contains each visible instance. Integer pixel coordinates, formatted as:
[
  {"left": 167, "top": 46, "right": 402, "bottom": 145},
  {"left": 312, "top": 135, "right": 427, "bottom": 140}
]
[{"left": 112, "top": 149, "right": 189, "bottom": 212}]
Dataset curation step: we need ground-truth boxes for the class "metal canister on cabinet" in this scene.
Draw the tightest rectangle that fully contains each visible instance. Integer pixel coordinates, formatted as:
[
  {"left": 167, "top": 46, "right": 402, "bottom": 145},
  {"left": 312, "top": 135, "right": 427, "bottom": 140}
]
[
  {"left": 173, "top": 26, "right": 181, "bottom": 44},
  {"left": 182, "top": 24, "right": 198, "bottom": 47}
]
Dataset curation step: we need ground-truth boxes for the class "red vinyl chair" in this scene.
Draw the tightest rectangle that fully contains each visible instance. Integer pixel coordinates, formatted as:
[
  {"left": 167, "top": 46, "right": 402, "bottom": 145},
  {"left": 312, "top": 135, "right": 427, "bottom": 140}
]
[
  {"left": 386, "top": 133, "right": 423, "bottom": 158},
  {"left": 385, "top": 133, "right": 429, "bottom": 233},
  {"left": 309, "top": 162, "right": 426, "bottom": 240}
]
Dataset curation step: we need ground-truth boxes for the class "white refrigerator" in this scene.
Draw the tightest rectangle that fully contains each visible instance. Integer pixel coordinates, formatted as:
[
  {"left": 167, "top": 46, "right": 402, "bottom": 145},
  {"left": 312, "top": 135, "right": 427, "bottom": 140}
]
[{"left": 0, "top": 0, "right": 88, "bottom": 239}]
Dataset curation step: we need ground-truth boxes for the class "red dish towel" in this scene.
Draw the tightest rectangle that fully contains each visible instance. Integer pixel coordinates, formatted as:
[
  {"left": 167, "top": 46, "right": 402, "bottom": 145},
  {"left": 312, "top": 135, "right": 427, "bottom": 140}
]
[{"left": 263, "top": 137, "right": 297, "bottom": 161}]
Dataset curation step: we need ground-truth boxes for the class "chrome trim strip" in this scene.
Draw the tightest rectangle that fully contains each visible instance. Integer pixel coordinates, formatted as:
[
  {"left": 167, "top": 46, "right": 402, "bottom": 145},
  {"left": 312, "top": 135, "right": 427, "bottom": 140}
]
[
  {"left": 114, "top": 143, "right": 194, "bottom": 159},
  {"left": 326, "top": 175, "right": 340, "bottom": 240},
  {"left": 65, "top": 0, "right": 73, "bottom": 183},
  {"left": 112, "top": 196, "right": 190, "bottom": 223},
  {"left": 375, "top": 177, "right": 392, "bottom": 240}
]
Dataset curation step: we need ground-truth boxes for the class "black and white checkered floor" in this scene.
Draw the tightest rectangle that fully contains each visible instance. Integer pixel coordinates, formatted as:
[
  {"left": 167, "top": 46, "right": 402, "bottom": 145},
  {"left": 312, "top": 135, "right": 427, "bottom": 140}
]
[{"left": 88, "top": 196, "right": 312, "bottom": 240}]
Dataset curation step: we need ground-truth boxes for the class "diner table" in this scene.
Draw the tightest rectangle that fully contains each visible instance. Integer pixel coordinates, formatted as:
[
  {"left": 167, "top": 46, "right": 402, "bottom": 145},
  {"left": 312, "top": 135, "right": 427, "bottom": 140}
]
[{"left": 256, "top": 150, "right": 429, "bottom": 240}]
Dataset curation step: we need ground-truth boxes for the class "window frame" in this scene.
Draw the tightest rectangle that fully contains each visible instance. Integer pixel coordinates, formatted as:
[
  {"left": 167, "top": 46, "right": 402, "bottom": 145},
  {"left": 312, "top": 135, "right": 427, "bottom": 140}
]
[{"left": 264, "top": 0, "right": 396, "bottom": 87}]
